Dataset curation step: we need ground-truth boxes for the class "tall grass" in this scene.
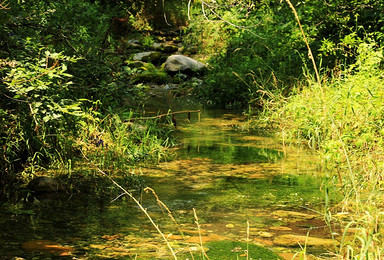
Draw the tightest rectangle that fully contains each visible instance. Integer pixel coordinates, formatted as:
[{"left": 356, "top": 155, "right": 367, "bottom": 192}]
[
  {"left": 252, "top": 1, "right": 384, "bottom": 258},
  {"left": 76, "top": 112, "right": 175, "bottom": 177},
  {"left": 256, "top": 43, "right": 384, "bottom": 259}
]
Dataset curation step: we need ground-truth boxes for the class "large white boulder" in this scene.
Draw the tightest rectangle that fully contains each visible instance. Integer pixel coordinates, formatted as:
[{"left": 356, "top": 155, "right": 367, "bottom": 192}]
[{"left": 164, "top": 55, "right": 206, "bottom": 74}]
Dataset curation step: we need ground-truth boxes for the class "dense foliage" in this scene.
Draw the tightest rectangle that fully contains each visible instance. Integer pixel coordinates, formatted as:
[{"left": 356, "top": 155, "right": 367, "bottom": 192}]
[
  {"left": 0, "top": 0, "right": 177, "bottom": 183},
  {"left": 185, "top": 0, "right": 384, "bottom": 108}
]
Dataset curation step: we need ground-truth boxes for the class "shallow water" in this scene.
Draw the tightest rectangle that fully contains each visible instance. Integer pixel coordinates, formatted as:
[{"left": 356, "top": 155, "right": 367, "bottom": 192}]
[{"left": 0, "top": 107, "right": 338, "bottom": 259}]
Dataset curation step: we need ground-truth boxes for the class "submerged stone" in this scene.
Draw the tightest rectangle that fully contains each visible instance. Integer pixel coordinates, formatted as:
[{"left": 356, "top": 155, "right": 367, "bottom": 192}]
[
  {"left": 273, "top": 234, "right": 337, "bottom": 247},
  {"left": 272, "top": 210, "right": 316, "bottom": 220},
  {"left": 257, "top": 231, "right": 274, "bottom": 238},
  {"left": 270, "top": 226, "right": 292, "bottom": 231},
  {"left": 186, "top": 234, "right": 228, "bottom": 243},
  {"left": 27, "top": 176, "right": 63, "bottom": 194},
  {"left": 21, "top": 240, "right": 73, "bottom": 256},
  {"left": 166, "top": 234, "right": 183, "bottom": 240}
]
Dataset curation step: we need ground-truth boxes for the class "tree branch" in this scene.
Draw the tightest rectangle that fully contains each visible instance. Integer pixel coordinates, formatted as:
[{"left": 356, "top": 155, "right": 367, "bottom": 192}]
[
  {"left": 127, "top": 110, "right": 201, "bottom": 121},
  {"left": 0, "top": 1, "right": 9, "bottom": 10}
]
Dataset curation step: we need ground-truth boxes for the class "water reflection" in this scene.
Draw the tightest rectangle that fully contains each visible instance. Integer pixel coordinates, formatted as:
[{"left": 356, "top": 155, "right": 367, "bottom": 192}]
[{"left": 182, "top": 144, "right": 283, "bottom": 164}]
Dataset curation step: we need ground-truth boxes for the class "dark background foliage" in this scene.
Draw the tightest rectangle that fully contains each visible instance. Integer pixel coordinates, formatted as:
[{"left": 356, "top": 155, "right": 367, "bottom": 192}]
[{"left": 186, "top": 0, "right": 384, "bottom": 108}]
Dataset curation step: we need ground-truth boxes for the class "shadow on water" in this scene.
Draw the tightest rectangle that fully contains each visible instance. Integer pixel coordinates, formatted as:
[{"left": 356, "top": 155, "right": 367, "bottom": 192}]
[
  {"left": 0, "top": 105, "right": 340, "bottom": 259},
  {"left": 181, "top": 144, "right": 283, "bottom": 164}
]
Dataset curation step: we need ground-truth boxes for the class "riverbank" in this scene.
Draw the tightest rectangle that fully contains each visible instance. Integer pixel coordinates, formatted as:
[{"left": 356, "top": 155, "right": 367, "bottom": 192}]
[{"left": 251, "top": 42, "right": 384, "bottom": 258}]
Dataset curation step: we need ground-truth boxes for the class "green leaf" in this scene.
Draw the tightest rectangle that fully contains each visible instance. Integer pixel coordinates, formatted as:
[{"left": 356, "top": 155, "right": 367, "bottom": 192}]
[{"left": 43, "top": 115, "right": 51, "bottom": 122}]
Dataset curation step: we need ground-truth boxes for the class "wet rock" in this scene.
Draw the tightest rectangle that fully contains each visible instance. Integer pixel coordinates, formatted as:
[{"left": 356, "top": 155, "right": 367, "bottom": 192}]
[
  {"left": 27, "top": 176, "right": 63, "bottom": 194},
  {"left": 163, "top": 55, "right": 206, "bottom": 75},
  {"left": 132, "top": 51, "right": 162, "bottom": 63},
  {"left": 269, "top": 226, "right": 292, "bottom": 231},
  {"left": 21, "top": 240, "right": 73, "bottom": 256},
  {"left": 163, "top": 83, "right": 179, "bottom": 90},
  {"left": 151, "top": 42, "right": 162, "bottom": 50},
  {"left": 172, "top": 73, "right": 188, "bottom": 83},
  {"left": 253, "top": 237, "right": 274, "bottom": 246},
  {"left": 186, "top": 234, "right": 228, "bottom": 243},
  {"left": 125, "top": 39, "right": 142, "bottom": 49},
  {"left": 272, "top": 210, "right": 316, "bottom": 220},
  {"left": 278, "top": 252, "right": 320, "bottom": 260},
  {"left": 167, "top": 234, "right": 183, "bottom": 240},
  {"left": 273, "top": 234, "right": 337, "bottom": 247},
  {"left": 257, "top": 231, "right": 274, "bottom": 238}
]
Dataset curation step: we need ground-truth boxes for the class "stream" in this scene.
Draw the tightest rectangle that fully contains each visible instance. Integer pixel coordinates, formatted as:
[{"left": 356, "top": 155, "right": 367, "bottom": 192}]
[{"left": 0, "top": 96, "right": 339, "bottom": 259}]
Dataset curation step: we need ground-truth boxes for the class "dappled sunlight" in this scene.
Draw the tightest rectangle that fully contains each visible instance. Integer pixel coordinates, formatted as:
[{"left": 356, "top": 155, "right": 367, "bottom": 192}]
[
  {"left": 0, "top": 109, "right": 337, "bottom": 259},
  {"left": 133, "top": 110, "right": 338, "bottom": 258}
]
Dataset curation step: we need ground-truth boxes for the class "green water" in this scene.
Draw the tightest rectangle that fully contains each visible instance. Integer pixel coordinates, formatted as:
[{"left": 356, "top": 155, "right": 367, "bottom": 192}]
[{"left": 0, "top": 108, "right": 338, "bottom": 259}]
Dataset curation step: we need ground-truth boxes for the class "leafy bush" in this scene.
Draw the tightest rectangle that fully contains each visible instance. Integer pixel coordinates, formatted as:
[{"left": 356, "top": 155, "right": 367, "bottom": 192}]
[
  {"left": 0, "top": 0, "right": 174, "bottom": 183},
  {"left": 0, "top": 49, "right": 85, "bottom": 180}
]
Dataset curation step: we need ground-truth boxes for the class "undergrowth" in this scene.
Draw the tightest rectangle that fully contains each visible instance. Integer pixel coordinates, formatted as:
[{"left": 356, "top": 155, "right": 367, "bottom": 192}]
[
  {"left": 75, "top": 112, "right": 176, "bottom": 177},
  {"left": 253, "top": 40, "right": 384, "bottom": 258}
]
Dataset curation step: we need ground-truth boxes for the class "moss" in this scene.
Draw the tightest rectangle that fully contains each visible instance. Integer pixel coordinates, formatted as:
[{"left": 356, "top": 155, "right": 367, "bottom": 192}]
[
  {"left": 131, "top": 72, "right": 169, "bottom": 84},
  {"left": 201, "top": 240, "right": 281, "bottom": 260}
]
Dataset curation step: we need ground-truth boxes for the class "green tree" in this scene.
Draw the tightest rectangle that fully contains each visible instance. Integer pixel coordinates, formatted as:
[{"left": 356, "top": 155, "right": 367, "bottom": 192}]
[{"left": 186, "top": 0, "right": 384, "bottom": 109}]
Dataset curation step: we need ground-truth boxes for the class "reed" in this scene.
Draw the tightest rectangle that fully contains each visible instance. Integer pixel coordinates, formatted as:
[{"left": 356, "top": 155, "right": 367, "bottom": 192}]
[
  {"left": 285, "top": 0, "right": 321, "bottom": 87},
  {"left": 144, "top": 187, "right": 185, "bottom": 237},
  {"left": 246, "top": 220, "right": 249, "bottom": 260},
  {"left": 193, "top": 208, "right": 209, "bottom": 260},
  {"left": 251, "top": 1, "right": 384, "bottom": 258}
]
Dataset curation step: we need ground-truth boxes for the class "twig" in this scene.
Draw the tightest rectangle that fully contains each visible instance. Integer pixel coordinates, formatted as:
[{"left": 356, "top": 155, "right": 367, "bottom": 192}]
[
  {"left": 28, "top": 102, "right": 40, "bottom": 132},
  {"left": 246, "top": 220, "right": 250, "bottom": 260},
  {"left": 162, "top": 0, "right": 171, "bottom": 26},
  {"left": 101, "top": 170, "right": 177, "bottom": 259},
  {"left": 144, "top": 187, "right": 185, "bottom": 236},
  {"left": 193, "top": 208, "right": 209, "bottom": 259},
  {"left": 111, "top": 192, "right": 126, "bottom": 203},
  {"left": 285, "top": 0, "right": 321, "bottom": 87},
  {"left": 188, "top": 0, "right": 192, "bottom": 20},
  {"left": 0, "top": 0, "right": 9, "bottom": 10},
  {"left": 0, "top": 90, "right": 28, "bottom": 103},
  {"left": 198, "top": 0, "right": 264, "bottom": 39},
  {"left": 127, "top": 110, "right": 201, "bottom": 121}
]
